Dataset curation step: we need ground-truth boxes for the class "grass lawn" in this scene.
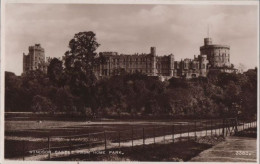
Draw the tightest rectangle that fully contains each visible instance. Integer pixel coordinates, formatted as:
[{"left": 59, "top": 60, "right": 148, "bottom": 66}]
[
  {"left": 5, "top": 118, "right": 224, "bottom": 137},
  {"left": 4, "top": 118, "right": 234, "bottom": 159},
  {"left": 50, "top": 140, "right": 213, "bottom": 161}
]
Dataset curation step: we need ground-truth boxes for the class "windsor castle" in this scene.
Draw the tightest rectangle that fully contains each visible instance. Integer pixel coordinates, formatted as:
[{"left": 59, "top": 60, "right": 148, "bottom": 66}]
[{"left": 23, "top": 37, "right": 237, "bottom": 79}]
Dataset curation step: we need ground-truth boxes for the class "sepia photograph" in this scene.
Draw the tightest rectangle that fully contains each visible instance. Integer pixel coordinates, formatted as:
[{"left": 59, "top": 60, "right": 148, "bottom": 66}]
[{"left": 1, "top": 0, "right": 259, "bottom": 163}]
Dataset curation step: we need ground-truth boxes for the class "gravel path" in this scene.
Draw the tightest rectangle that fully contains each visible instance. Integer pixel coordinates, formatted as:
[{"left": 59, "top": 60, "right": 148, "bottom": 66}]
[{"left": 190, "top": 136, "right": 257, "bottom": 162}]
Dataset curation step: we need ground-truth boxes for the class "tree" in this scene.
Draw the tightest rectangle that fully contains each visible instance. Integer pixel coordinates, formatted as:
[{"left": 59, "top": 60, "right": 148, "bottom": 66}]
[
  {"left": 5, "top": 72, "right": 24, "bottom": 111},
  {"left": 31, "top": 95, "right": 56, "bottom": 113},
  {"left": 236, "top": 63, "right": 246, "bottom": 73},
  {"left": 63, "top": 31, "right": 101, "bottom": 110},
  {"left": 64, "top": 31, "right": 100, "bottom": 87},
  {"left": 47, "top": 58, "right": 63, "bottom": 86}
]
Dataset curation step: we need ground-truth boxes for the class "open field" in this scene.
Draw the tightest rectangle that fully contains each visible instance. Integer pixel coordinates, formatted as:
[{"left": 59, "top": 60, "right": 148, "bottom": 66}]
[
  {"left": 5, "top": 119, "right": 223, "bottom": 136},
  {"left": 5, "top": 116, "right": 255, "bottom": 160},
  {"left": 5, "top": 118, "right": 222, "bottom": 158}
]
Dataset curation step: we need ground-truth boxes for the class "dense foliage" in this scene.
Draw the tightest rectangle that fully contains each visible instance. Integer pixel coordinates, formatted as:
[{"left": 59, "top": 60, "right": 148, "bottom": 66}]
[{"left": 5, "top": 31, "right": 257, "bottom": 119}]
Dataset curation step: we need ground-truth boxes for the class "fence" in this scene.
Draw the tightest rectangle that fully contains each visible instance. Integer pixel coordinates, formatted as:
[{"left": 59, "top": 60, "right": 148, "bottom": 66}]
[{"left": 9, "top": 118, "right": 257, "bottom": 160}]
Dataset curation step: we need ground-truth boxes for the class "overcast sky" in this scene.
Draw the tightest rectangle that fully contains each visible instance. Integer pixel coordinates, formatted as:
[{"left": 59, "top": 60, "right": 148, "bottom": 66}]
[{"left": 5, "top": 3, "right": 258, "bottom": 75}]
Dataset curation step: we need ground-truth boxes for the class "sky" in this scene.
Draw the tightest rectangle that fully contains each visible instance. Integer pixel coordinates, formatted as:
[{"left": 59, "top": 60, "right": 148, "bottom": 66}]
[{"left": 5, "top": 3, "right": 258, "bottom": 75}]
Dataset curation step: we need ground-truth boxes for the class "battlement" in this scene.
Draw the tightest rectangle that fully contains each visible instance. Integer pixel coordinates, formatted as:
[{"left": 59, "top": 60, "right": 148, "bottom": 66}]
[{"left": 29, "top": 44, "right": 45, "bottom": 52}]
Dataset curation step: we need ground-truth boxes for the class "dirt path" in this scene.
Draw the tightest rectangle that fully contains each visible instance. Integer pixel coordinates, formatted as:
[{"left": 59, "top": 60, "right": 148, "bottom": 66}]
[{"left": 190, "top": 136, "right": 257, "bottom": 162}]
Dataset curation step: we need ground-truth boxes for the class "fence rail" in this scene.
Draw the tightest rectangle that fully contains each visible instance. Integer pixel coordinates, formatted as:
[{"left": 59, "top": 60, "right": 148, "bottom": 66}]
[{"left": 7, "top": 118, "right": 257, "bottom": 160}]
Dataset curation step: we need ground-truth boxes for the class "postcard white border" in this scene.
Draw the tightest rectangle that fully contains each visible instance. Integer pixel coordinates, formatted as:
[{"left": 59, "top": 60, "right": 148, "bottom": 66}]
[{"left": 1, "top": 0, "right": 259, "bottom": 164}]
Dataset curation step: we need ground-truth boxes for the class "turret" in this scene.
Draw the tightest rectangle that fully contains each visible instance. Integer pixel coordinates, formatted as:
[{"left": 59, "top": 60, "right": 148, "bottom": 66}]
[
  {"left": 150, "top": 47, "right": 157, "bottom": 76},
  {"left": 150, "top": 47, "right": 156, "bottom": 56},
  {"left": 199, "top": 54, "right": 208, "bottom": 77},
  {"left": 169, "top": 54, "right": 174, "bottom": 76},
  {"left": 204, "top": 38, "right": 212, "bottom": 46}
]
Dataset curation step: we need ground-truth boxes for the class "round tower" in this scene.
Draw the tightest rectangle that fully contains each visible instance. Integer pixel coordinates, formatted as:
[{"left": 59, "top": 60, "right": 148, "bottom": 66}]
[{"left": 200, "top": 38, "right": 230, "bottom": 68}]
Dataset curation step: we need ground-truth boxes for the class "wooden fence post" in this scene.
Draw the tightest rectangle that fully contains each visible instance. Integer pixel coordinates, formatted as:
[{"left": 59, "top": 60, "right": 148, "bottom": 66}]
[
  {"left": 23, "top": 140, "right": 25, "bottom": 161},
  {"left": 205, "top": 122, "right": 207, "bottom": 136},
  {"left": 180, "top": 124, "right": 182, "bottom": 142},
  {"left": 69, "top": 137, "right": 72, "bottom": 155},
  {"left": 163, "top": 127, "right": 166, "bottom": 144},
  {"left": 172, "top": 125, "right": 175, "bottom": 143},
  {"left": 218, "top": 121, "right": 221, "bottom": 135},
  {"left": 48, "top": 136, "right": 51, "bottom": 160},
  {"left": 194, "top": 121, "right": 197, "bottom": 141},
  {"left": 88, "top": 133, "right": 91, "bottom": 158},
  {"left": 131, "top": 127, "right": 134, "bottom": 148},
  {"left": 143, "top": 128, "right": 145, "bottom": 147},
  {"left": 215, "top": 121, "right": 217, "bottom": 135},
  {"left": 118, "top": 131, "right": 121, "bottom": 148},
  {"left": 200, "top": 121, "right": 202, "bottom": 137},
  {"left": 222, "top": 119, "right": 225, "bottom": 138},
  {"left": 188, "top": 123, "right": 190, "bottom": 141},
  {"left": 104, "top": 131, "right": 107, "bottom": 152},
  {"left": 153, "top": 126, "right": 155, "bottom": 144},
  {"left": 235, "top": 118, "right": 238, "bottom": 134},
  {"left": 211, "top": 119, "right": 213, "bottom": 136}
]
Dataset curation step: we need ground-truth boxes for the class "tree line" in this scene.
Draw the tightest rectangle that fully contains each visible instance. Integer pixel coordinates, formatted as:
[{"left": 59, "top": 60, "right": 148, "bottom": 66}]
[{"left": 5, "top": 31, "right": 257, "bottom": 119}]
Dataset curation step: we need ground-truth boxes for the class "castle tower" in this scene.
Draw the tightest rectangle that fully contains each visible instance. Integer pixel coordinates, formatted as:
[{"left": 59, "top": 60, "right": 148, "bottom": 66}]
[
  {"left": 150, "top": 47, "right": 156, "bottom": 56},
  {"left": 200, "top": 38, "right": 230, "bottom": 68},
  {"left": 150, "top": 47, "right": 157, "bottom": 76},
  {"left": 23, "top": 44, "right": 46, "bottom": 73},
  {"left": 169, "top": 54, "right": 174, "bottom": 76},
  {"left": 199, "top": 54, "right": 208, "bottom": 77}
]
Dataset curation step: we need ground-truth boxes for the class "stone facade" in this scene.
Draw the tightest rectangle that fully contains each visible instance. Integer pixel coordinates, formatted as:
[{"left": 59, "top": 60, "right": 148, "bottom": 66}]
[
  {"left": 96, "top": 46, "right": 209, "bottom": 79},
  {"left": 96, "top": 47, "right": 175, "bottom": 78},
  {"left": 173, "top": 54, "right": 208, "bottom": 78},
  {"left": 96, "top": 37, "right": 236, "bottom": 79},
  {"left": 23, "top": 44, "right": 47, "bottom": 73}
]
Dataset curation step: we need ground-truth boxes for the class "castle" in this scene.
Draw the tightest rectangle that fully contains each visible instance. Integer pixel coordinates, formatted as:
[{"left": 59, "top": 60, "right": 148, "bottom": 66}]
[
  {"left": 23, "top": 37, "right": 237, "bottom": 79},
  {"left": 95, "top": 37, "right": 236, "bottom": 79}
]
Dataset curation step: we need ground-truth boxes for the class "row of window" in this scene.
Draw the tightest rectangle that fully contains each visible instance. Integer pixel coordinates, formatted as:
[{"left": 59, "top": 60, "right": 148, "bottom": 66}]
[
  {"left": 175, "top": 64, "right": 206, "bottom": 69},
  {"left": 103, "top": 62, "right": 154, "bottom": 67},
  {"left": 109, "top": 58, "right": 153, "bottom": 63},
  {"left": 108, "top": 58, "right": 172, "bottom": 63},
  {"left": 101, "top": 69, "right": 154, "bottom": 75}
]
